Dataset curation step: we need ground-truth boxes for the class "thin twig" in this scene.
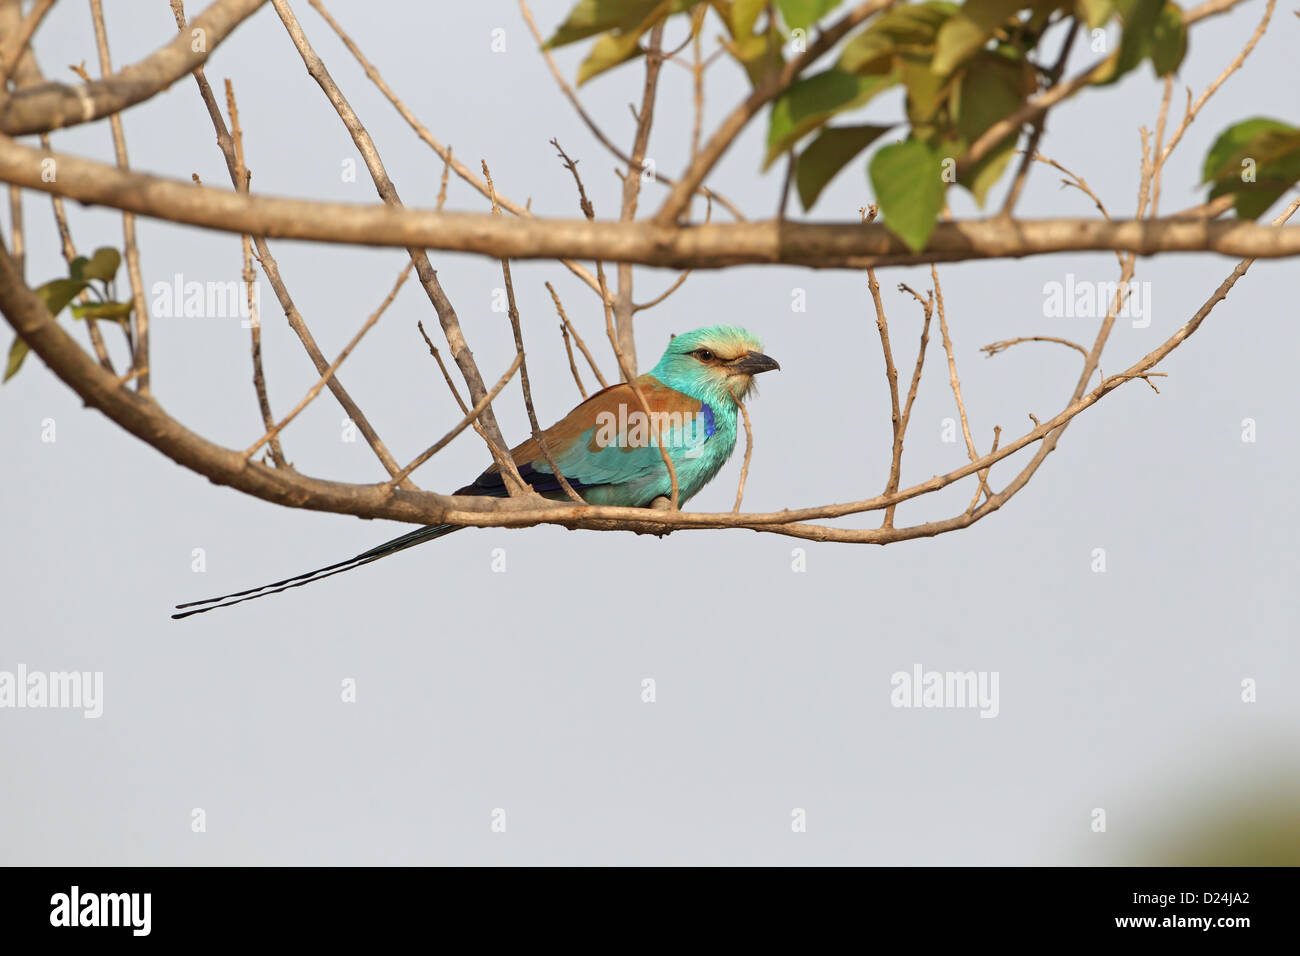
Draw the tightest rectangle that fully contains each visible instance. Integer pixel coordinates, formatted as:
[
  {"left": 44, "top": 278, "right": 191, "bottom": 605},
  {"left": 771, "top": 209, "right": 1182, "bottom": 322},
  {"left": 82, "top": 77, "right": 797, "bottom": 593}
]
[
  {"left": 613, "top": 21, "right": 667, "bottom": 374},
  {"left": 730, "top": 387, "right": 754, "bottom": 513},
  {"left": 436, "top": 145, "right": 451, "bottom": 211},
  {"left": 483, "top": 159, "right": 582, "bottom": 503},
  {"left": 982, "top": 336, "right": 1089, "bottom": 360},
  {"left": 272, "top": 0, "right": 528, "bottom": 496},
  {"left": 1000, "top": 19, "right": 1078, "bottom": 217},
  {"left": 656, "top": 0, "right": 893, "bottom": 224},
  {"left": 243, "top": 263, "right": 412, "bottom": 461},
  {"left": 411, "top": 322, "right": 521, "bottom": 479},
  {"left": 932, "top": 264, "right": 978, "bottom": 465},
  {"left": 634, "top": 193, "right": 710, "bottom": 312},
  {"left": 966, "top": 426, "right": 1001, "bottom": 513},
  {"left": 388, "top": 351, "right": 525, "bottom": 489},
  {"left": 884, "top": 282, "right": 934, "bottom": 528},
  {"left": 7, "top": 184, "right": 22, "bottom": 280},
  {"left": 959, "top": 0, "right": 1253, "bottom": 176},
  {"left": 868, "top": 271, "right": 902, "bottom": 524},
  {"left": 308, "top": 0, "right": 611, "bottom": 302},
  {"left": 553, "top": 139, "right": 680, "bottom": 507},
  {"left": 690, "top": 6, "right": 704, "bottom": 162},
  {"left": 40, "top": 131, "right": 114, "bottom": 373},
  {"left": 558, "top": 319, "right": 587, "bottom": 399},
  {"left": 89, "top": 0, "right": 149, "bottom": 394},
  {"left": 1152, "top": 0, "right": 1275, "bottom": 215},
  {"left": 225, "top": 78, "right": 287, "bottom": 468},
  {"left": 516, "top": 0, "right": 744, "bottom": 222},
  {"left": 546, "top": 280, "right": 608, "bottom": 389},
  {"left": 1029, "top": 153, "right": 1112, "bottom": 219},
  {"left": 171, "top": 0, "right": 412, "bottom": 487},
  {"left": 634, "top": 271, "right": 692, "bottom": 313}
]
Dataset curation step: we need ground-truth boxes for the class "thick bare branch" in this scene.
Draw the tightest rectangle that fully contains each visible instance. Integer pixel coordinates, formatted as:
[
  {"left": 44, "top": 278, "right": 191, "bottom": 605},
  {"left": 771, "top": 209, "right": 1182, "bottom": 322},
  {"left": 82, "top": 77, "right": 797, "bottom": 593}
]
[
  {"left": 0, "top": 0, "right": 266, "bottom": 135},
  {"left": 0, "top": 0, "right": 55, "bottom": 93},
  {"left": 6, "top": 139, "right": 1300, "bottom": 267},
  {"left": 5, "top": 188, "right": 1294, "bottom": 543}
]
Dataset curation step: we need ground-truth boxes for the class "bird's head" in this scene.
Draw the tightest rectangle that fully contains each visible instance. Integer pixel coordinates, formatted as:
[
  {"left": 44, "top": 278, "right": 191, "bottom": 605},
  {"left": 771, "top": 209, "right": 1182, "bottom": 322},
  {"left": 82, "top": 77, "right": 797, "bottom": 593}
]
[{"left": 648, "top": 325, "right": 780, "bottom": 406}]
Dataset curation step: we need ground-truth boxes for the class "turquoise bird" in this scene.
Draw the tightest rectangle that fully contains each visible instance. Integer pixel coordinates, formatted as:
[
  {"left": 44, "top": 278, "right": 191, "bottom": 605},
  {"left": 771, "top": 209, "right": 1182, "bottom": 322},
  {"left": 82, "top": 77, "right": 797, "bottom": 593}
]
[{"left": 174, "top": 326, "right": 779, "bottom": 618}]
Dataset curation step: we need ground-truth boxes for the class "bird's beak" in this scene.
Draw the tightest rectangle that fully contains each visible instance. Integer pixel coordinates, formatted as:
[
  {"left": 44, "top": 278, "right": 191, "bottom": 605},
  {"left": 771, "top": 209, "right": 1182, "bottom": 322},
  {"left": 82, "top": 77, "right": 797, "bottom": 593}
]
[{"left": 726, "top": 351, "right": 781, "bottom": 376}]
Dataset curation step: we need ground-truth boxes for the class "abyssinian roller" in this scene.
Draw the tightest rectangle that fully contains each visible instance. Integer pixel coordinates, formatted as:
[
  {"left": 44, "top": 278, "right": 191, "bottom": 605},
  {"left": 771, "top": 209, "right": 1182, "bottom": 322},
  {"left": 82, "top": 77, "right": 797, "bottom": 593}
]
[{"left": 173, "top": 325, "right": 779, "bottom": 618}]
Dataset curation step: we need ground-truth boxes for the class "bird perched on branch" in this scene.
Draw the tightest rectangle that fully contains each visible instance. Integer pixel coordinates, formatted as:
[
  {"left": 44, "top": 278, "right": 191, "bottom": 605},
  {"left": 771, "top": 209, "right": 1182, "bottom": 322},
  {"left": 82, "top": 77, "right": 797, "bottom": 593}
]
[{"left": 174, "top": 325, "right": 779, "bottom": 618}]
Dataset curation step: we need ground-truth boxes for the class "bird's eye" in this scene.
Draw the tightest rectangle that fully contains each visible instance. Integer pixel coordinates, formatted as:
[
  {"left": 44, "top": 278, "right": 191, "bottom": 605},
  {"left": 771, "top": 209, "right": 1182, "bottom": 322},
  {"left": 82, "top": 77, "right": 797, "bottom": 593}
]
[{"left": 695, "top": 349, "right": 715, "bottom": 362}]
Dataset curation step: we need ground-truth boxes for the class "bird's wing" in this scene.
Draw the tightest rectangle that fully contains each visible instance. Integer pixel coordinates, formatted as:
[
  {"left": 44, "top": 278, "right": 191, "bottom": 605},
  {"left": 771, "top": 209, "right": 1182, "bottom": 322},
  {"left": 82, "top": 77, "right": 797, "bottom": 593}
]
[{"left": 457, "top": 376, "right": 705, "bottom": 497}]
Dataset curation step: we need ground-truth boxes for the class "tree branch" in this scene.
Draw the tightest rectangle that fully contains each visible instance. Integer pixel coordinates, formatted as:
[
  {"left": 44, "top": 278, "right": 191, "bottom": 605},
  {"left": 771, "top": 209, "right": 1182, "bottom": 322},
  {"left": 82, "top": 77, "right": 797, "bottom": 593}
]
[
  {"left": 655, "top": 0, "right": 897, "bottom": 224},
  {"left": 88, "top": 0, "right": 150, "bottom": 394},
  {"left": 270, "top": 0, "right": 527, "bottom": 495},
  {"left": 0, "top": 0, "right": 266, "bottom": 135},
  {"left": 5, "top": 138, "right": 1299, "bottom": 267},
  {"left": 171, "top": 0, "right": 410, "bottom": 485}
]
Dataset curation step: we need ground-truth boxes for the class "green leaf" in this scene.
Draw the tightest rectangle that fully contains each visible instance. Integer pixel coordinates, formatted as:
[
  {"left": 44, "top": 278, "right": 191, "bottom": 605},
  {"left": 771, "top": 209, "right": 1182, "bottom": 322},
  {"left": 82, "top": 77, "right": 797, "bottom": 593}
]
[
  {"left": 932, "top": 0, "right": 1026, "bottom": 76},
  {"left": 766, "top": 67, "right": 898, "bottom": 167},
  {"left": 1075, "top": 0, "right": 1113, "bottom": 29},
  {"left": 960, "top": 130, "right": 1018, "bottom": 205},
  {"left": 796, "top": 124, "right": 892, "bottom": 209},
  {"left": 81, "top": 246, "right": 122, "bottom": 282},
  {"left": 34, "top": 277, "right": 89, "bottom": 317},
  {"left": 1094, "top": 0, "right": 1164, "bottom": 85},
  {"left": 722, "top": 28, "right": 785, "bottom": 87},
  {"left": 548, "top": 0, "right": 698, "bottom": 84},
  {"left": 951, "top": 50, "right": 1035, "bottom": 143},
  {"left": 948, "top": 50, "right": 1034, "bottom": 206},
  {"left": 729, "top": 0, "right": 767, "bottom": 35},
  {"left": 869, "top": 138, "right": 946, "bottom": 251},
  {"left": 569, "top": 0, "right": 687, "bottom": 84},
  {"left": 577, "top": 30, "right": 647, "bottom": 83},
  {"left": 71, "top": 301, "right": 134, "bottom": 322},
  {"left": 69, "top": 256, "right": 89, "bottom": 281},
  {"left": 545, "top": 0, "right": 663, "bottom": 47},
  {"left": 1149, "top": 2, "right": 1186, "bottom": 76},
  {"left": 838, "top": 1, "right": 957, "bottom": 74},
  {"left": 900, "top": 52, "right": 952, "bottom": 123},
  {"left": 4, "top": 336, "right": 29, "bottom": 382},
  {"left": 1202, "top": 118, "right": 1300, "bottom": 220},
  {"left": 1201, "top": 118, "right": 1300, "bottom": 184},
  {"left": 776, "top": 0, "right": 841, "bottom": 30},
  {"left": 1211, "top": 148, "right": 1300, "bottom": 220}
]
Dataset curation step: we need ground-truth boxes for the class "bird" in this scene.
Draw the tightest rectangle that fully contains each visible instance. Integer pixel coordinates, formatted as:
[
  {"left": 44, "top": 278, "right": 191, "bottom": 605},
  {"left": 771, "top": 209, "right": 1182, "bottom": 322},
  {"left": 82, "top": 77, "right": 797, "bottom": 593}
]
[{"left": 173, "top": 325, "right": 779, "bottom": 618}]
